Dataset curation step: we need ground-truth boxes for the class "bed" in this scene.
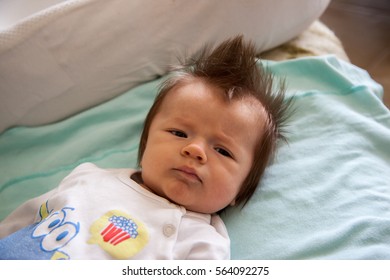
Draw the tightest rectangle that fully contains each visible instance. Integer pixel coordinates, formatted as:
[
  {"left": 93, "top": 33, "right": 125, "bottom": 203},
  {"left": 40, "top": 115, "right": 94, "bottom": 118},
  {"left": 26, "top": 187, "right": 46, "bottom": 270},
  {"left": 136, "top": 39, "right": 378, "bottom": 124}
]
[{"left": 1, "top": 0, "right": 389, "bottom": 260}]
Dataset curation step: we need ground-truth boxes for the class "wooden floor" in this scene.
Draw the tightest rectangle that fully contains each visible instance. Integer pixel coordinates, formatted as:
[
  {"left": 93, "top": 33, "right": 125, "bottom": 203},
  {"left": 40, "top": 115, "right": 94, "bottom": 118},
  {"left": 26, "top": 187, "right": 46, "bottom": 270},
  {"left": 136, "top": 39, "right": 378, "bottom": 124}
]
[{"left": 320, "top": 0, "right": 390, "bottom": 108}]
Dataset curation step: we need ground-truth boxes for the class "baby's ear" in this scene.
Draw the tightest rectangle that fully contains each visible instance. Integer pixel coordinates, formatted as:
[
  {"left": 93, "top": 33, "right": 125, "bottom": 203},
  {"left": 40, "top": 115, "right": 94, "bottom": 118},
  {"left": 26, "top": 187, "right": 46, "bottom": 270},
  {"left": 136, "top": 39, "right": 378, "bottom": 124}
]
[{"left": 229, "top": 199, "right": 236, "bottom": 206}]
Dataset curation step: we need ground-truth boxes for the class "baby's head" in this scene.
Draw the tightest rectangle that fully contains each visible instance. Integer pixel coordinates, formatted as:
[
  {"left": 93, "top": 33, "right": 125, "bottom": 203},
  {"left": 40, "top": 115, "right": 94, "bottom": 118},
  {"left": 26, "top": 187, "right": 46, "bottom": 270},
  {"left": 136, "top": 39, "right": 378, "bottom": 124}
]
[{"left": 137, "top": 36, "right": 292, "bottom": 214}]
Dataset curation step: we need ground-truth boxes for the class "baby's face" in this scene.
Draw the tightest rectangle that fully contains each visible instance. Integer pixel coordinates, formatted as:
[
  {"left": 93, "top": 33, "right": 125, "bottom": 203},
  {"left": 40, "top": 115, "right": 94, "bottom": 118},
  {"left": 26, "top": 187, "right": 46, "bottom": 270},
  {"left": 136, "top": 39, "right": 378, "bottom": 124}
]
[{"left": 140, "top": 79, "right": 265, "bottom": 213}]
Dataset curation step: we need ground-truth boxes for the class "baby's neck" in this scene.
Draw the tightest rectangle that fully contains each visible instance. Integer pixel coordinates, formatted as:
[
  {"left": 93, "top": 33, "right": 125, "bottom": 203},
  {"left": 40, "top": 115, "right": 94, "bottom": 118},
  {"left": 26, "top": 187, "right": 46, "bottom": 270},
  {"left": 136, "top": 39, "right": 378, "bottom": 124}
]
[
  {"left": 130, "top": 171, "right": 143, "bottom": 185},
  {"left": 130, "top": 171, "right": 155, "bottom": 194}
]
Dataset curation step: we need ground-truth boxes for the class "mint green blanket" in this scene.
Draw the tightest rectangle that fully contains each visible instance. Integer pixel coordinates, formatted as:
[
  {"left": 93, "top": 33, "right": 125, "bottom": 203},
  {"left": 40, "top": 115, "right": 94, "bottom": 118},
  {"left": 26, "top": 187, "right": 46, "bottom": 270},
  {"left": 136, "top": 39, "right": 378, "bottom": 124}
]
[{"left": 1, "top": 56, "right": 389, "bottom": 259}]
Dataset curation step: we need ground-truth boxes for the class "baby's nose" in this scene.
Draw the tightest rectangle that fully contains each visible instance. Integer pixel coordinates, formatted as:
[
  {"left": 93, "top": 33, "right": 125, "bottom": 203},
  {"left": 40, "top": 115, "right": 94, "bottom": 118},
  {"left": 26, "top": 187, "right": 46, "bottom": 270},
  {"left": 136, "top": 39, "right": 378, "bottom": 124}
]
[{"left": 181, "top": 143, "right": 207, "bottom": 164}]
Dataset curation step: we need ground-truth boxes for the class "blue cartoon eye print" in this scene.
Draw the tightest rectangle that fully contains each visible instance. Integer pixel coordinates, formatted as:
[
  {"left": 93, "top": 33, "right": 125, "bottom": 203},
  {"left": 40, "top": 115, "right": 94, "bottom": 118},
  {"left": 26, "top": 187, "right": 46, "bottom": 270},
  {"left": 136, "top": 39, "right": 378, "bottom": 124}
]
[{"left": 0, "top": 201, "right": 80, "bottom": 260}]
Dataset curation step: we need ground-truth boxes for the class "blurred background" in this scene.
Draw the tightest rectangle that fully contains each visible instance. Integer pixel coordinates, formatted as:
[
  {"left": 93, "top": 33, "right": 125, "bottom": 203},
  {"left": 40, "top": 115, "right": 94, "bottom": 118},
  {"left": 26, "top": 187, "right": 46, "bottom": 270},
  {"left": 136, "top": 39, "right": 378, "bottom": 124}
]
[{"left": 321, "top": 0, "right": 390, "bottom": 108}]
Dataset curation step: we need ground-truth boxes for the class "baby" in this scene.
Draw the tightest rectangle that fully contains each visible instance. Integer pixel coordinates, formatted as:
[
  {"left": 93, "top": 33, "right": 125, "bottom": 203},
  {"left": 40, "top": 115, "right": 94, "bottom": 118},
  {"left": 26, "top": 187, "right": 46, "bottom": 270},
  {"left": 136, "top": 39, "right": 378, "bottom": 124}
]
[{"left": 0, "top": 36, "right": 292, "bottom": 260}]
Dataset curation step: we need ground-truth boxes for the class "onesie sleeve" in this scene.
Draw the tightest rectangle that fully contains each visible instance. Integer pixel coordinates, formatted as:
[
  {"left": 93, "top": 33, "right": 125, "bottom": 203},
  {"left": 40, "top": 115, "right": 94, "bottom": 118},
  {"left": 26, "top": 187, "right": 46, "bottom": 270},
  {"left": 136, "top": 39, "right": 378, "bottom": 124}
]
[
  {"left": 0, "top": 163, "right": 90, "bottom": 238},
  {"left": 0, "top": 189, "right": 56, "bottom": 238},
  {"left": 175, "top": 213, "right": 230, "bottom": 260}
]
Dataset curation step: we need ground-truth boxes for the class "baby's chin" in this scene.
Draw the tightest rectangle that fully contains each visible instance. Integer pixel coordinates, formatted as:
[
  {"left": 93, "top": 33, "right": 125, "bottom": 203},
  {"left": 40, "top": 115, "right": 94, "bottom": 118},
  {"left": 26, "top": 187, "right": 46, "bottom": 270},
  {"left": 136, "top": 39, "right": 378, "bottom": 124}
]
[
  {"left": 142, "top": 178, "right": 226, "bottom": 214},
  {"left": 174, "top": 198, "right": 224, "bottom": 214},
  {"left": 164, "top": 189, "right": 218, "bottom": 214}
]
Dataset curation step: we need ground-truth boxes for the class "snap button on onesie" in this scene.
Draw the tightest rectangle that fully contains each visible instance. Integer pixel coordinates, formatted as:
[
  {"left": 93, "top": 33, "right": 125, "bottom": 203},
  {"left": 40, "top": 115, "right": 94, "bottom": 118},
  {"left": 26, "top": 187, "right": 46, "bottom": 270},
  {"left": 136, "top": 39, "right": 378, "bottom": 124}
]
[{"left": 163, "top": 224, "right": 176, "bottom": 237}]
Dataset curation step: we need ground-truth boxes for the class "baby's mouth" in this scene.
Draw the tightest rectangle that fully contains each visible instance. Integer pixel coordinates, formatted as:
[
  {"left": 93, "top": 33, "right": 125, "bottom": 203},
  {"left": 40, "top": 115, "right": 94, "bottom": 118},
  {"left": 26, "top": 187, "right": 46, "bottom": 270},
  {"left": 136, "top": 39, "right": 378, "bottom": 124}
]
[{"left": 173, "top": 166, "right": 202, "bottom": 183}]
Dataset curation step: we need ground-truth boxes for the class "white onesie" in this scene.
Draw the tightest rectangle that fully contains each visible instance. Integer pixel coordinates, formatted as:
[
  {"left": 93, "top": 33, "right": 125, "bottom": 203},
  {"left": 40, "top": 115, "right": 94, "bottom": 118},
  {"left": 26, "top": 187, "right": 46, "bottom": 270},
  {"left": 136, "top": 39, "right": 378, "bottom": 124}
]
[{"left": 0, "top": 162, "right": 230, "bottom": 260}]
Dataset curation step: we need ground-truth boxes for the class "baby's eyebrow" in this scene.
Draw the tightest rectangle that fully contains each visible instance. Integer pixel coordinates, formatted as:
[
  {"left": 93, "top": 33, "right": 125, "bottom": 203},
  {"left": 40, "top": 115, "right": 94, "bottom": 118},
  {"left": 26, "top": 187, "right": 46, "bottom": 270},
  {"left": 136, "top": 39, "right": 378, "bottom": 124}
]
[
  {"left": 214, "top": 130, "right": 233, "bottom": 143},
  {"left": 213, "top": 130, "right": 241, "bottom": 152},
  {"left": 165, "top": 116, "right": 192, "bottom": 129},
  {"left": 166, "top": 115, "right": 242, "bottom": 151}
]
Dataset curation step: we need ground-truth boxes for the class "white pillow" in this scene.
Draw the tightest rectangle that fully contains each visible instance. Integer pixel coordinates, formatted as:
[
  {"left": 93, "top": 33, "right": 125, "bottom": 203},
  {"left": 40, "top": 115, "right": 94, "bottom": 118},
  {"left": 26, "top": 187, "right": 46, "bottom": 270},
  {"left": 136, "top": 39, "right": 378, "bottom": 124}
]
[
  {"left": 0, "top": 0, "right": 330, "bottom": 133},
  {"left": 0, "top": 0, "right": 67, "bottom": 30}
]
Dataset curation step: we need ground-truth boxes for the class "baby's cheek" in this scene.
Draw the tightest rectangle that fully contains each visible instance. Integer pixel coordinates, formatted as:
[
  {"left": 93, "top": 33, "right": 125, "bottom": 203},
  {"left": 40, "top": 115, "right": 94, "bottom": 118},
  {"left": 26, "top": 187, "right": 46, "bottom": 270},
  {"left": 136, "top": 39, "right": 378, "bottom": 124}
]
[{"left": 214, "top": 181, "right": 240, "bottom": 204}]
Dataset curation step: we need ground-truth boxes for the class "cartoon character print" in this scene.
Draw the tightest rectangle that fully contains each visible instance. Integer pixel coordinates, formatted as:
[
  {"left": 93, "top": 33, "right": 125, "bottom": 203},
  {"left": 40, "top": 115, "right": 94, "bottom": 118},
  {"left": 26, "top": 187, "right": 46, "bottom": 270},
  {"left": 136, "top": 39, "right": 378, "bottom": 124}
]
[
  {"left": 0, "top": 201, "right": 79, "bottom": 260},
  {"left": 88, "top": 210, "right": 148, "bottom": 259},
  {"left": 33, "top": 201, "right": 80, "bottom": 259}
]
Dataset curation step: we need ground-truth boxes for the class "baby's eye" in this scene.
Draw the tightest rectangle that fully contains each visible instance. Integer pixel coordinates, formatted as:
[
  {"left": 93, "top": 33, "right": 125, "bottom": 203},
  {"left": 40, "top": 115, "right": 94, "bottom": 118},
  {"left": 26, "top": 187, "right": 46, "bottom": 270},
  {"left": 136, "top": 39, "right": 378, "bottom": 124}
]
[
  {"left": 169, "top": 130, "right": 187, "bottom": 138},
  {"left": 215, "top": 147, "right": 233, "bottom": 158}
]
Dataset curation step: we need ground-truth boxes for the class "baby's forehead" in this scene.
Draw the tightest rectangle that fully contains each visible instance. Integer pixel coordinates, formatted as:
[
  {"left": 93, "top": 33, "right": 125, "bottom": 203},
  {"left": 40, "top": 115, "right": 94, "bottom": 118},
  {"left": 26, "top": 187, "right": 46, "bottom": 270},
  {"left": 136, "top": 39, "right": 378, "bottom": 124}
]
[
  {"left": 161, "top": 82, "right": 265, "bottom": 131},
  {"left": 160, "top": 80, "right": 265, "bottom": 121},
  {"left": 165, "top": 78, "right": 263, "bottom": 105}
]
